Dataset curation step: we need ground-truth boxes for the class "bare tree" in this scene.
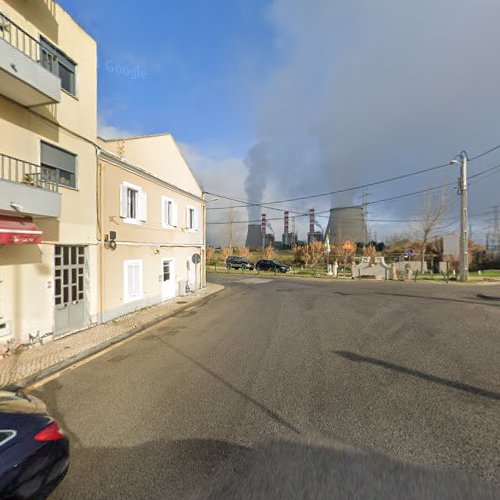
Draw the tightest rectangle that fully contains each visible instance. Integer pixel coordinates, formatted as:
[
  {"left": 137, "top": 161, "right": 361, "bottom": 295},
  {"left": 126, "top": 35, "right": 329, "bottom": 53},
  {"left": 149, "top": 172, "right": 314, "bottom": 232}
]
[
  {"left": 417, "top": 190, "right": 448, "bottom": 272},
  {"left": 263, "top": 244, "right": 276, "bottom": 260},
  {"left": 206, "top": 246, "right": 215, "bottom": 264}
]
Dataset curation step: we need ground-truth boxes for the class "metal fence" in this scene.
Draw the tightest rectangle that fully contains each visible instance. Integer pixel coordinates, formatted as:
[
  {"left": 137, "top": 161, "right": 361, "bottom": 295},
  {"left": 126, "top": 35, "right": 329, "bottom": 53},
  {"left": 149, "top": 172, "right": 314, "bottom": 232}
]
[
  {"left": 0, "top": 11, "right": 58, "bottom": 73},
  {"left": 0, "top": 152, "right": 59, "bottom": 192}
]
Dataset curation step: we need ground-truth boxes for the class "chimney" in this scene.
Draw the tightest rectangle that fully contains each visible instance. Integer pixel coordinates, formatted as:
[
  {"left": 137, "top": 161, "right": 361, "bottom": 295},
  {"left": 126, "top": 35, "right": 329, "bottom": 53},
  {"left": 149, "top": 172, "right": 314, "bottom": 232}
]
[
  {"left": 283, "top": 211, "right": 290, "bottom": 248},
  {"left": 261, "top": 213, "right": 267, "bottom": 247},
  {"left": 309, "top": 208, "right": 315, "bottom": 234}
]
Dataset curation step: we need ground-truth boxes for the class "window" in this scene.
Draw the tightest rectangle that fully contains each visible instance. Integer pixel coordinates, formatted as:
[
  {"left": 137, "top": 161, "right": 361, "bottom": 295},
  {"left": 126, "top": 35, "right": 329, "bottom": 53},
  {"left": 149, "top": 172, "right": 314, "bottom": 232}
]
[
  {"left": 162, "top": 196, "right": 177, "bottom": 228},
  {"left": 40, "top": 37, "right": 77, "bottom": 96},
  {"left": 120, "top": 182, "right": 147, "bottom": 223},
  {"left": 41, "top": 142, "right": 77, "bottom": 188},
  {"left": 163, "top": 261, "right": 171, "bottom": 281},
  {"left": 127, "top": 188, "right": 137, "bottom": 219},
  {"left": 0, "top": 430, "right": 16, "bottom": 447},
  {"left": 186, "top": 206, "right": 199, "bottom": 231},
  {"left": 124, "top": 260, "right": 143, "bottom": 303}
]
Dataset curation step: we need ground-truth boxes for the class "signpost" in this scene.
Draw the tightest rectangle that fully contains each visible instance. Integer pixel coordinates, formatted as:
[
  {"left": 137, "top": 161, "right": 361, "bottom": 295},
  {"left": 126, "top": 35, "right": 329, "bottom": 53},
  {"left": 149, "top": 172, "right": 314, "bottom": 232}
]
[
  {"left": 342, "top": 240, "right": 354, "bottom": 251},
  {"left": 405, "top": 249, "right": 414, "bottom": 256}
]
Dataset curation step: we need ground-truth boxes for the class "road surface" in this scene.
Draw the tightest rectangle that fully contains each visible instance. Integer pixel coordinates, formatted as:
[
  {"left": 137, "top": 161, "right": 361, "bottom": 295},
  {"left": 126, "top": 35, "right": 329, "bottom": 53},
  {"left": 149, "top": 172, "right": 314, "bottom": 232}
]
[{"left": 33, "top": 275, "right": 500, "bottom": 498}]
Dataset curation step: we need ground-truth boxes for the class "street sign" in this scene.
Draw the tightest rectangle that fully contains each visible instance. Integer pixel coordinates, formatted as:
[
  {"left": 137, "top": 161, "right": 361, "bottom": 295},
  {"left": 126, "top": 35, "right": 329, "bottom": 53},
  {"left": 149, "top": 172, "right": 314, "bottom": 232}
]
[
  {"left": 405, "top": 249, "right": 414, "bottom": 255},
  {"left": 342, "top": 240, "right": 354, "bottom": 251},
  {"left": 192, "top": 253, "right": 201, "bottom": 264}
]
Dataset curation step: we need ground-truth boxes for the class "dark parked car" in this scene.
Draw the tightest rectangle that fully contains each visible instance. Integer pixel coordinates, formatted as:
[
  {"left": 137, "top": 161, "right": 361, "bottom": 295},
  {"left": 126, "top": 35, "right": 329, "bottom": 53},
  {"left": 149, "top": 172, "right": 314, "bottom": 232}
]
[
  {"left": 255, "top": 260, "right": 291, "bottom": 273},
  {"left": 0, "top": 391, "right": 69, "bottom": 499},
  {"left": 226, "top": 256, "right": 254, "bottom": 270}
]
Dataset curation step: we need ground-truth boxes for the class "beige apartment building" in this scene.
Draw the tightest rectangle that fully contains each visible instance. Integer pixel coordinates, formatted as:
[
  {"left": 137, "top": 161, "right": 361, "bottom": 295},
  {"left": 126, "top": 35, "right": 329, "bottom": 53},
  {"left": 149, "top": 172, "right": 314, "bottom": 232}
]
[
  {"left": 97, "top": 134, "right": 205, "bottom": 322},
  {"left": 0, "top": 1, "right": 205, "bottom": 354},
  {"left": 0, "top": 0, "right": 98, "bottom": 350}
]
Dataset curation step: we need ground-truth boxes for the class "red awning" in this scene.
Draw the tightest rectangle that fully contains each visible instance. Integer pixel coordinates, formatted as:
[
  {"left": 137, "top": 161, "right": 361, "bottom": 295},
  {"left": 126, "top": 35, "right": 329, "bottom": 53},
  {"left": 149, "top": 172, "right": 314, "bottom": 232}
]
[{"left": 0, "top": 217, "right": 42, "bottom": 245}]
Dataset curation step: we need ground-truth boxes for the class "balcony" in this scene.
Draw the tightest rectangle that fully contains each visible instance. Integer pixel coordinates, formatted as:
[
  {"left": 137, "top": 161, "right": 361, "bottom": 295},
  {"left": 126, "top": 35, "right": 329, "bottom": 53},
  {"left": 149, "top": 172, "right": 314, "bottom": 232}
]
[
  {"left": 0, "top": 11, "right": 61, "bottom": 106},
  {"left": 0, "top": 153, "right": 61, "bottom": 218}
]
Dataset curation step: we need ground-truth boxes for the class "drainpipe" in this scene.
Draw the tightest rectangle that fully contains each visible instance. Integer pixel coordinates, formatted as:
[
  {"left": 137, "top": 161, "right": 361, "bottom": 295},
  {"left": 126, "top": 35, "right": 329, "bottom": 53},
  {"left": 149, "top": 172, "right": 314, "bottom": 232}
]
[{"left": 96, "top": 150, "right": 104, "bottom": 323}]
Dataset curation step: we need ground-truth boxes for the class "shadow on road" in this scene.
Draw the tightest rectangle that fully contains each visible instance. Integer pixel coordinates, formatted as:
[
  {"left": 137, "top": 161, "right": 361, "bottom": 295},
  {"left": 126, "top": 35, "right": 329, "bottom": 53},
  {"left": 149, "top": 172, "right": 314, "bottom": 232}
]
[
  {"left": 51, "top": 438, "right": 254, "bottom": 499},
  {"left": 52, "top": 438, "right": 498, "bottom": 499},
  {"left": 376, "top": 292, "right": 500, "bottom": 308},
  {"left": 205, "top": 439, "right": 497, "bottom": 499},
  {"left": 335, "top": 351, "right": 500, "bottom": 402}
]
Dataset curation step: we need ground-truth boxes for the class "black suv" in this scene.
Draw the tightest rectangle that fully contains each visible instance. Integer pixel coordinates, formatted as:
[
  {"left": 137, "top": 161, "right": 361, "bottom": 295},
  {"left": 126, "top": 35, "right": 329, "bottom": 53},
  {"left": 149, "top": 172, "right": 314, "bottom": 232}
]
[
  {"left": 255, "top": 260, "right": 291, "bottom": 273},
  {"left": 226, "top": 256, "right": 254, "bottom": 270}
]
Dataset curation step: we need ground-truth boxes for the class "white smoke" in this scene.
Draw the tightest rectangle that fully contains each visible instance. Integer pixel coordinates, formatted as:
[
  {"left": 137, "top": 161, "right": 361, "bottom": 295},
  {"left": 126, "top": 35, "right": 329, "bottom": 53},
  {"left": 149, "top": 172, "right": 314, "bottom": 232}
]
[{"left": 243, "top": 0, "right": 500, "bottom": 239}]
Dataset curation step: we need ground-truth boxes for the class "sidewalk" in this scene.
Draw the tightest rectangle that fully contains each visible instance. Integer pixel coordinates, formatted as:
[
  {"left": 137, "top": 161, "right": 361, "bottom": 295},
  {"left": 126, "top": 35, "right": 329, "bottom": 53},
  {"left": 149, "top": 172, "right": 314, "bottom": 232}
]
[{"left": 0, "top": 283, "right": 224, "bottom": 389}]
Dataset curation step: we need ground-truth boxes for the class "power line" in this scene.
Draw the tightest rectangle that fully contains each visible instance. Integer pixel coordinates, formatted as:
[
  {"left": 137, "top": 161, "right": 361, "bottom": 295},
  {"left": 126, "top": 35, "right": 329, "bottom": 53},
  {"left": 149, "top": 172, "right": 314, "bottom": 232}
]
[{"left": 206, "top": 141, "right": 500, "bottom": 210}]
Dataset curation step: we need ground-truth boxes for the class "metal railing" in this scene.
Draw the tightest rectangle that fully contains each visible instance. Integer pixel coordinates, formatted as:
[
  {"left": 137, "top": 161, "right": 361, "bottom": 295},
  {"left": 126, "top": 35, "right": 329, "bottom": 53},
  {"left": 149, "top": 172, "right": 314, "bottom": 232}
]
[
  {"left": 0, "top": 11, "right": 58, "bottom": 74},
  {"left": 0, "top": 153, "right": 59, "bottom": 192}
]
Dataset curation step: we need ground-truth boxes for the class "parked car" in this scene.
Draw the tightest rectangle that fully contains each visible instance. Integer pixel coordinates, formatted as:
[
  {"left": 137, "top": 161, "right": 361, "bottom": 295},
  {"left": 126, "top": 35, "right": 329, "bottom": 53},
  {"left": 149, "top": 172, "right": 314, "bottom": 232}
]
[
  {"left": 0, "top": 391, "right": 69, "bottom": 499},
  {"left": 255, "top": 260, "right": 291, "bottom": 273},
  {"left": 226, "top": 256, "right": 254, "bottom": 270}
]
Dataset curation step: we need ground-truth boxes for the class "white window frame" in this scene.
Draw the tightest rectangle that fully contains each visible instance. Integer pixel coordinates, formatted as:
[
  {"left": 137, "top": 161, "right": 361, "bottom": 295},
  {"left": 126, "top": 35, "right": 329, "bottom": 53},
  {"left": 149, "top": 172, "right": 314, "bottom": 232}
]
[
  {"left": 120, "top": 181, "right": 147, "bottom": 225},
  {"left": 123, "top": 259, "right": 143, "bottom": 303},
  {"left": 186, "top": 205, "right": 199, "bottom": 232},
  {"left": 162, "top": 196, "right": 177, "bottom": 229}
]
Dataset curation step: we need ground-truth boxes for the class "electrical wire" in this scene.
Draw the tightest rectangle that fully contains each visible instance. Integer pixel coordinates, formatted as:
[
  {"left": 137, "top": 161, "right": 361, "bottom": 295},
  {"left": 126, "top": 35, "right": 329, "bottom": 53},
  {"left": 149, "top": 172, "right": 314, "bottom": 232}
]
[{"left": 206, "top": 141, "right": 500, "bottom": 210}]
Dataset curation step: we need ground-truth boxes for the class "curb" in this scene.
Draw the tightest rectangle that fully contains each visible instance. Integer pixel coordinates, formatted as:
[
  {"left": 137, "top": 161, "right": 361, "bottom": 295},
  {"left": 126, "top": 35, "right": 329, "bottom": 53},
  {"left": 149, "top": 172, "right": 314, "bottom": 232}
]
[
  {"left": 477, "top": 293, "right": 500, "bottom": 301},
  {"left": 2, "top": 286, "right": 225, "bottom": 392}
]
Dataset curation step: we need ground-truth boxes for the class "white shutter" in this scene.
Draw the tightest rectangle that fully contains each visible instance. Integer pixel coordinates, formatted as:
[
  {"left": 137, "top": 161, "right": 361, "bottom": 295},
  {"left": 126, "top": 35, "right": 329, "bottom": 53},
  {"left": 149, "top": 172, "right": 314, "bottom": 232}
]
[
  {"left": 124, "top": 260, "right": 143, "bottom": 302},
  {"left": 194, "top": 209, "right": 199, "bottom": 231},
  {"left": 139, "top": 191, "right": 147, "bottom": 221},
  {"left": 119, "top": 184, "right": 128, "bottom": 218},
  {"left": 172, "top": 202, "right": 178, "bottom": 227},
  {"left": 161, "top": 197, "right": 167, "bottom": 226}
]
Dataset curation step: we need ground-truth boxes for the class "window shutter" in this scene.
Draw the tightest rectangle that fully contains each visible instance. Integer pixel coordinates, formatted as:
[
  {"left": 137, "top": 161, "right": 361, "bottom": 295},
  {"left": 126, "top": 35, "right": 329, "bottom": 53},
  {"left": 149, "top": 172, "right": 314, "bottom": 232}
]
[
  {"left": 194, "top": 209, "right": 199, "bottom": 231},
  {"left": 161, "top": 197, "right": 167, "bottom": 226},
  {"left": 186, "top": 207, "right": 190, "bottom": 228},
  {"left": 172, "top": 202, "right": 178, "bottom": 227},
  {"left": 139, "top": 191, "right": 147, "bottom": 221},
  {"left": 120, "top": 184, "right": 128, "bottom": 218}
]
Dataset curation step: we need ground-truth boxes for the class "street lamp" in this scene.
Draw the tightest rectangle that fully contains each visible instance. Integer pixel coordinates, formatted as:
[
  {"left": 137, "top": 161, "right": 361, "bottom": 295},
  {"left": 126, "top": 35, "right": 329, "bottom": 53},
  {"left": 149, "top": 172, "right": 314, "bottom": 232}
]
[{"left": 449, "top": 151, "right": 469, "bottom": 281}]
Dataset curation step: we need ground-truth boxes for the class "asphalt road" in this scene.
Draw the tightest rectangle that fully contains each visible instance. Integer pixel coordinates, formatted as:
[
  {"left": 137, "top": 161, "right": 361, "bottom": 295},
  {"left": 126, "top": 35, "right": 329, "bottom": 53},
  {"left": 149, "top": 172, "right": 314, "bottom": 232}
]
[{"left": 34, "top": 275, "right": 500, "bottom": 499}]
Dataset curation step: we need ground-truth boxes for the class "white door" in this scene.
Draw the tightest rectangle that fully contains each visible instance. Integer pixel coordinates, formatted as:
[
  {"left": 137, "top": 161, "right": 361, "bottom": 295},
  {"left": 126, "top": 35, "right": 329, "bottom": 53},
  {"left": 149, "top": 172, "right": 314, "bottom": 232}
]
[
  {"left": 187, "top": 257, "right": 196, "bottom": 290},
  {"left": 161, "top": 259, "right": 176, "bottom": 301}
]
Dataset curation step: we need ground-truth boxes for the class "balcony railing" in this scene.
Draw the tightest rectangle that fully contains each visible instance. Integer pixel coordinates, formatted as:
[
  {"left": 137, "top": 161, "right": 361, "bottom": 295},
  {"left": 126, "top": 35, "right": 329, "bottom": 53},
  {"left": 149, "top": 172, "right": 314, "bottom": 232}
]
[
  {"left": 0, "top": 11, "right": 58, "bottom": 74},
  {"left": 0, "top": 153, "right": 59, "bottom": 192}
]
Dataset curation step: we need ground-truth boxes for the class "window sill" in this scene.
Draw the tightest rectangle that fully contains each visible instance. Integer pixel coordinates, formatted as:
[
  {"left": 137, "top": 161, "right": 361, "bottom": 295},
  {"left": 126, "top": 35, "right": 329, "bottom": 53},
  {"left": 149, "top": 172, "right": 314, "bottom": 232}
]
[
  {"left": 123, "top": 218, "right": 143, "bottom": 225},
  {"left": 187, "top": 229, "right": 199, "bottom": 233},
  {"left": 58, "top": 184, "right": 79, "bottom": 191},
  {"left": 124, "top": 294, "right": 144, "bottom": 304},
  {"left": 61, "top": 88, "right": 79, "bottom": 101},
  {"left": 162, "top": 224, "right": 177, "bottom": 230}
]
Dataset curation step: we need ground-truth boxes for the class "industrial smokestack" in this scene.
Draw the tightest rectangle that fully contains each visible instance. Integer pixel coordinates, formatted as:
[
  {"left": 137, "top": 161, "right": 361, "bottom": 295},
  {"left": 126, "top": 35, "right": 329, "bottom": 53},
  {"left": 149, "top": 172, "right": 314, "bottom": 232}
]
[
  {"left": 283, "top": 211, "right": 290, "bottom": 248},
  {"left": 261, "top": 213, "right": 267, "bottom": 248},
  {"left": 309, "top": 209, "right": 315, "bottom": 234}
]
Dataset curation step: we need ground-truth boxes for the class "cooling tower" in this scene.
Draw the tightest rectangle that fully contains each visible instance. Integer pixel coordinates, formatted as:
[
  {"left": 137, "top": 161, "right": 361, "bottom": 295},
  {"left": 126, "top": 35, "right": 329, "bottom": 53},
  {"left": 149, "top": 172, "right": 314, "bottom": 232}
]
[
  {"left": 326, "top": 206, "right": 367, "bottom": 245},
  {"left": 245, "top": 224, "right": 262, "bottom": 249}
]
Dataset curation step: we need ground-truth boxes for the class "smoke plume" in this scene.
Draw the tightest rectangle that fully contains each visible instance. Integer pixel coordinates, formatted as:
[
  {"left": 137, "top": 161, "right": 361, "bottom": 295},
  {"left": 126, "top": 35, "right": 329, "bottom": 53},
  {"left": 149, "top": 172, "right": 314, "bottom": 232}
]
[{"left": 244, "top": 0, "right": 500, "bottom": 236}]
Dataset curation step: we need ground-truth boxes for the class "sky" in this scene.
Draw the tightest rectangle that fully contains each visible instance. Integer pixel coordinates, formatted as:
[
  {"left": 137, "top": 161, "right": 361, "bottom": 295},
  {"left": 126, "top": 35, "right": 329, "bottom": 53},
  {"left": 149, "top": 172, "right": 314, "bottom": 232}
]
[{"left": 60, "top": 0, "right": 500, "bottom": 246}]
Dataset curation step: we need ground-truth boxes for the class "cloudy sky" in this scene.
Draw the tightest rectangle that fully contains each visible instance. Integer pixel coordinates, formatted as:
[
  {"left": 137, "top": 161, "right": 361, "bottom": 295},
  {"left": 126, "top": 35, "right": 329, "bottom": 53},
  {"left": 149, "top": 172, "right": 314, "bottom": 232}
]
[{"left": 61, "top": 0, "right": 500, "bottom": 245}]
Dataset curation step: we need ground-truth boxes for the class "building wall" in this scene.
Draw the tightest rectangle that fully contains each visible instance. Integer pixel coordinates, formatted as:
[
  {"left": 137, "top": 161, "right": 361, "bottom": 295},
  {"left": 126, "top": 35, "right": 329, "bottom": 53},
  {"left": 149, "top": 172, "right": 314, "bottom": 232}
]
[
  {"left": 100, "top": 135, "right": 202, "bottom": 195},
  {"left": 0, "top": 1, "right": 98, "bottom": 348},
  {"left": 98, "top": 151, "right": 205, "bottom": 323},
  {"left": 100, "top": 245, "right": 203, "bottom": 323}
]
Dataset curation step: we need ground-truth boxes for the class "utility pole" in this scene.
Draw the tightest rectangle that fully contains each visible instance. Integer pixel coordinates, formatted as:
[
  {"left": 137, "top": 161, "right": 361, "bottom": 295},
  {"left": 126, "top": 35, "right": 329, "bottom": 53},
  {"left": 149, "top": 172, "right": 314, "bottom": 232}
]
[
  {"left": 361, "top": 191, "right": 371, "bottom": 243},
  {"left": 451, "top": 151, "right": 469, "bottom": 281}
]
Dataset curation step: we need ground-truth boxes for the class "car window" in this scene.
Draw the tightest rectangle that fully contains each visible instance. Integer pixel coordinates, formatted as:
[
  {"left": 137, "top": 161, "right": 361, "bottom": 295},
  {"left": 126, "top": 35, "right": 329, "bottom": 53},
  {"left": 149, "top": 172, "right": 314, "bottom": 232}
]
[{"left": 0, "top": 430, "right": 16, "bottom": 446}]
